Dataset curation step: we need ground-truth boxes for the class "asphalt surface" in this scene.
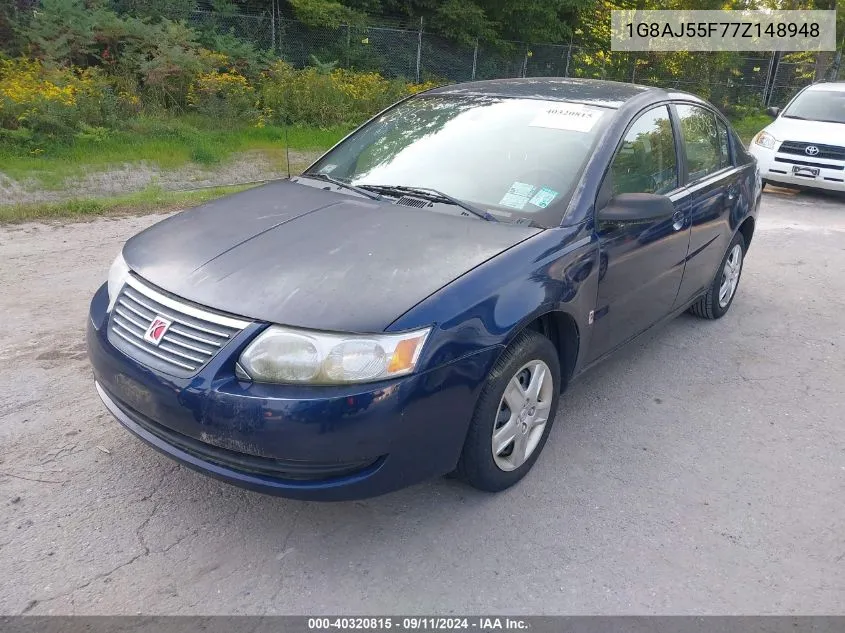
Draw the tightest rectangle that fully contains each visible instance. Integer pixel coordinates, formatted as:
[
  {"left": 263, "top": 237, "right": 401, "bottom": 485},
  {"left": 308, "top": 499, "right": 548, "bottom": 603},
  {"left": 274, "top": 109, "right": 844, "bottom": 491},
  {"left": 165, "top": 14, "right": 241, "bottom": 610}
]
[{"left": 1, "top": 187, "right": 844, "bottom": 615}]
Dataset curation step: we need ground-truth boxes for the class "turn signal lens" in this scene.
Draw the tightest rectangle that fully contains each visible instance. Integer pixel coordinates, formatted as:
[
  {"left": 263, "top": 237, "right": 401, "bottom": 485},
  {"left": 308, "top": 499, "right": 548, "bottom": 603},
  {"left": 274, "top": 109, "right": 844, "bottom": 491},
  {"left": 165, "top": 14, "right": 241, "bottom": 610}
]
[{"left": 388, "top": 336, "right": 425, "bottom": 373}]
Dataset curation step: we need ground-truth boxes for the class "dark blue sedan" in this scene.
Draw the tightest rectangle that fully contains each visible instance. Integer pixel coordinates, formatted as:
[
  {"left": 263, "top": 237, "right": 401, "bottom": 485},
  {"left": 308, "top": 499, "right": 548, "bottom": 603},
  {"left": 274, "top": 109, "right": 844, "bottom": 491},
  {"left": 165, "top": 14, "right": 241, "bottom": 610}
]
[{"left": 87, "top": 78, "right": 760, "bottom": 500}]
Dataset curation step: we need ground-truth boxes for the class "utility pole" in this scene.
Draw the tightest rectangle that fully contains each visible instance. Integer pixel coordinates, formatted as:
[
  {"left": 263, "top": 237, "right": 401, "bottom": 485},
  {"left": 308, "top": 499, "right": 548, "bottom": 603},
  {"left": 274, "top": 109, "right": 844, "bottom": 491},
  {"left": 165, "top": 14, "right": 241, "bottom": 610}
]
[{"left": 270, "top": 0, "right": 275, "bottom": 54}]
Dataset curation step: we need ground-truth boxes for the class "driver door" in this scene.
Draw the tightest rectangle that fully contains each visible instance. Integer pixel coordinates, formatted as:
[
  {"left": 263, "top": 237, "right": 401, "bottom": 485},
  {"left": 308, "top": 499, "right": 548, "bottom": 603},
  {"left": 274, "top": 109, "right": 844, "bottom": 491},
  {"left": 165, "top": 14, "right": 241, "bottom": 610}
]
[{"left": 587, "top": 105, "right": 692, "bottom": 363}]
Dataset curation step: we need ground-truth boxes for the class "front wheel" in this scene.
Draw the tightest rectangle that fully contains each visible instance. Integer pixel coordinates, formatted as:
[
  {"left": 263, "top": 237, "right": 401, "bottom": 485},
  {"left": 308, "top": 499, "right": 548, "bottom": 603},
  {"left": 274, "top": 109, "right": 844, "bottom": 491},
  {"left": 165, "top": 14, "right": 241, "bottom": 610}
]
[
  {"left": 456, "top": 330, "right": 561, "bottom": 492},
  {"left": 688, "top": 232, "right": 746, "bottom": 320}
]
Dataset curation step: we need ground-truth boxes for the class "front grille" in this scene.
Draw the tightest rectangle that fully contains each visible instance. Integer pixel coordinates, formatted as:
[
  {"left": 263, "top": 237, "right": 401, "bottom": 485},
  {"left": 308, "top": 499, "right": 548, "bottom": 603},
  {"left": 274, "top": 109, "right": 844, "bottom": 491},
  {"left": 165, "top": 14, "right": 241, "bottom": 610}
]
[
  {"left": 778, "top": 141, "right": 845, "bottom": 161},
  {"left": 107, "top": 275, "right": 250, "bottom": 377}
]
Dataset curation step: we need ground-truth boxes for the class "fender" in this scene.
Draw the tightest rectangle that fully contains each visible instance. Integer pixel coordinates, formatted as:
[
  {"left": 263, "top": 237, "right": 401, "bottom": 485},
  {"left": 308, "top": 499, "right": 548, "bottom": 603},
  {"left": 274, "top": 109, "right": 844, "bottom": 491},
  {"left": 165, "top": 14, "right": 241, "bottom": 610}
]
[{"left": 389, "top": 224, "right": 600, "bottom": 376}]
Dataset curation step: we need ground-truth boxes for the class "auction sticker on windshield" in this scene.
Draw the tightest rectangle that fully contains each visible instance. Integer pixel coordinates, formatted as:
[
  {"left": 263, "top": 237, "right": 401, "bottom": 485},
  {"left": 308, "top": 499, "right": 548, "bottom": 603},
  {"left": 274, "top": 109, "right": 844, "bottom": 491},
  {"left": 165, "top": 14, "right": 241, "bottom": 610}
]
[{"left": 529, "top": 104, "right": 604, "bottom": 132}]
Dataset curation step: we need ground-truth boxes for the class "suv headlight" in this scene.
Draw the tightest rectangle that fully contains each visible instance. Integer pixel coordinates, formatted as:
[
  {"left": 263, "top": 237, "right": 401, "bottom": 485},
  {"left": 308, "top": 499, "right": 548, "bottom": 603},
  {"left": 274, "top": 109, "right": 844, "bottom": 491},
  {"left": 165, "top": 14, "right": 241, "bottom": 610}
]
[
  {"left": 238, "top": 325, "right": 431, "bottom": 385},
  {"left": 107, "top": 252, "right": 130, "bottom": 311},
  {"left": 753, "top": 131, "right": 777, "bottom": 150}
]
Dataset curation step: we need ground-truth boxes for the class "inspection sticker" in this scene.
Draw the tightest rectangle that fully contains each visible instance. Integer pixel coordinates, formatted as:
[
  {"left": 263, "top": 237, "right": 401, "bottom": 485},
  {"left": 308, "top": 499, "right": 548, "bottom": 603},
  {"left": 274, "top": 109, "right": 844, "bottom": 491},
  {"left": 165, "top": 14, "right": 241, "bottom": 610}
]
[
  {"left": 529, "top": 104, "right": 603, "bottom": 133},
  {"left": 319, "top": 164, "right": 338, "bottom": 173},
  {"left": 529, "top": 187, "right": 559, "bottom": 208},
  {"left": 508, "top": 181, "right": 536, "bottom": 197},
  {"left": 499, "top": 192, "right": 529, "bottom": 209},
  {"left": 499, "top": 181, "right": 536, "bottom": 209}
]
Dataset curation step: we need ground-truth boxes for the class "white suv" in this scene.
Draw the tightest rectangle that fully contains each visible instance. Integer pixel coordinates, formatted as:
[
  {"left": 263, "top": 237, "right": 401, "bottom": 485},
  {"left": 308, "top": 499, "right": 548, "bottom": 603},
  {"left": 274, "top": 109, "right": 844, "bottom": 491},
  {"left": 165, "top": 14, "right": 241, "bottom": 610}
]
[{"left": 749, "top": 82, "right": 845, "bottom": 192}]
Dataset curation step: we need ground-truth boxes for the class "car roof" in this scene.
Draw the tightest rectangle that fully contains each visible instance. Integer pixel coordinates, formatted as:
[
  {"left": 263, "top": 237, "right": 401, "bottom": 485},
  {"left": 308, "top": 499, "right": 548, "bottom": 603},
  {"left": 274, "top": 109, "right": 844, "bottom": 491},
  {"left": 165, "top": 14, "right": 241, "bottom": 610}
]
[
  {"left": 427, "top": 78, "right": 676, "bottom": 109},
  {"left": 804, "top": 82, "right": 845, "bottom": 92}
]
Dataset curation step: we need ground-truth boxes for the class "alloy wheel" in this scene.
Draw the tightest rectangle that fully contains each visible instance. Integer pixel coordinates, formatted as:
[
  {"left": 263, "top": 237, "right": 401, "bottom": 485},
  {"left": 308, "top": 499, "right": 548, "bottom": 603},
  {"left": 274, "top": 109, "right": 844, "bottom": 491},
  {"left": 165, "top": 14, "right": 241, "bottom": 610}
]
[
  {"left": 718, "top": 244, "right": 743, "bottom": 308},
  {"left": 491, "top": 360, "right": 554, "bottom": 472}
]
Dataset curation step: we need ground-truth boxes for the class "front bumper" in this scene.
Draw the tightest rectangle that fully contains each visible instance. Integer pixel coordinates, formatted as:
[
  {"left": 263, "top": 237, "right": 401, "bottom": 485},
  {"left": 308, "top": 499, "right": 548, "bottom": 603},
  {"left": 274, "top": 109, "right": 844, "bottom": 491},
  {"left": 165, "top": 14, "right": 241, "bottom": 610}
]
[
  {"left": 87, "top": 283, "right": 500, "bottom": 500},
  {"left": 751, "top": 143, "right": 845, "bottom": 191}
]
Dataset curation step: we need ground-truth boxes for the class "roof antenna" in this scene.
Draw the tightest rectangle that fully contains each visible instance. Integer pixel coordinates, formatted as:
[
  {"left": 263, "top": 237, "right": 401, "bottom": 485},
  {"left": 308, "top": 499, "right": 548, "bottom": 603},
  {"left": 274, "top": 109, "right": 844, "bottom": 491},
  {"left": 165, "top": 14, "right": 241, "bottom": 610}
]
[{"left": 283, "top": 85, "right": 291, "bottom": 179}]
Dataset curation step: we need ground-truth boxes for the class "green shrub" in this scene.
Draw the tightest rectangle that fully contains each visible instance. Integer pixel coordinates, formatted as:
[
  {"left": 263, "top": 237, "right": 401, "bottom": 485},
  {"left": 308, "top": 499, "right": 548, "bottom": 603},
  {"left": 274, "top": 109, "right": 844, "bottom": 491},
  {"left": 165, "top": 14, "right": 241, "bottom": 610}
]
[
  {"left": 0, "top": 58, "right": 134, "bottom": 144},
  {"left": 258, "top": 60, "right": 426, "bottom": 127},
  {"left": 187, "top": 68, "right": 257, "bottom": 122}
]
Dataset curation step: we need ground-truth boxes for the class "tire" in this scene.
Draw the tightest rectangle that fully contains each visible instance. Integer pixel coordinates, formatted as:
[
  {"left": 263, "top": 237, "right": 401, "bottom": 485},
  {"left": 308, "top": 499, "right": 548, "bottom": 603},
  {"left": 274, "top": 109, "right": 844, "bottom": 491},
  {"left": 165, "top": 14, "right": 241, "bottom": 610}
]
[
  {"left": 456, "top": 330, "right": 561, "bottom": 492},
  {"left": 688, "top": 232, "right": 746, "bottom": 320}
]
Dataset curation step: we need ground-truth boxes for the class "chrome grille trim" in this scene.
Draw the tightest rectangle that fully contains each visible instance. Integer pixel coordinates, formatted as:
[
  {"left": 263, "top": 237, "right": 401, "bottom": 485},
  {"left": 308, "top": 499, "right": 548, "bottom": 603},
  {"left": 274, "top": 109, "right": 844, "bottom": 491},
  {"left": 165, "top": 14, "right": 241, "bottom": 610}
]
[
  {"left": 159, "top": 334, "right": 215, "bottom": 356},
  {"left": 166, "top": 325, "right": 222, "bottom": 347},
  {"left": 124, "top": 275, "right": 250, "bottom": 329},
  {"left": 111, "top": 327, "right": 196, "bottom": 371},
  {"left": 122, "top": 288, "right": 234, "bottom": 338},
  {"left": 107, "top": 275, "right": 251, "bottom": 376},
  {"left": 113, "top": 306, "right": 147, "bottom": 330},
  {"left": 779, "top": 141, "right": 845, "bottom": 161}
]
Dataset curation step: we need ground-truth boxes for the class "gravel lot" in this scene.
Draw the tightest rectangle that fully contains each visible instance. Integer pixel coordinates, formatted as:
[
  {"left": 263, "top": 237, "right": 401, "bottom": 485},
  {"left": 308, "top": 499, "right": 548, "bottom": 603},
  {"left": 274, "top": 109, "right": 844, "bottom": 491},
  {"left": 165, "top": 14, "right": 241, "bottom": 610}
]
[
  {"left": 0, "top": 150, "right": 320, "bottom": 206},
  {"left": 1, "top": 188, "right": 844, "bottom": 615}
]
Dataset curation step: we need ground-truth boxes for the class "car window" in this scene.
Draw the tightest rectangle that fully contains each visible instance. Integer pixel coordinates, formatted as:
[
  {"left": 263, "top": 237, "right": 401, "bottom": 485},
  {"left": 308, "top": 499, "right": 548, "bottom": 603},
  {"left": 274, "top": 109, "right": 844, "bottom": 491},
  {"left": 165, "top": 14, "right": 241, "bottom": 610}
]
[
  {"left": 306, "top": 95, "right": 611, "bottom": 228},
  {"left": 610, "top": 106, "right": 678, "bottom": 196},
  {"left": 677, "top": 104, "right": 721, "bottom": 182},
  {"left": 782, "top": 89, "right": 845, "bottom": 124},
  {"left": 716, "top": 118, "right": 731, "bottom": 169}
]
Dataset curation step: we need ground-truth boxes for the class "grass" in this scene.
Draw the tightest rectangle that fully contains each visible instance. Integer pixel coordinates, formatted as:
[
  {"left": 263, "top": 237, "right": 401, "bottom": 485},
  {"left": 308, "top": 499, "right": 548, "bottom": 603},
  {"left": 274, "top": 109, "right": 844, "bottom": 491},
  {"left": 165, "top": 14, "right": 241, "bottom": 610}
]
[
  {"left": 729, "top": 113, "right": 772, "bottom": 145},
  {"left": 0, "top": 115, "right": 350, "bottom": 188},
  {"left": 0, "top": 184, "right": 253, "bottom": 224}
]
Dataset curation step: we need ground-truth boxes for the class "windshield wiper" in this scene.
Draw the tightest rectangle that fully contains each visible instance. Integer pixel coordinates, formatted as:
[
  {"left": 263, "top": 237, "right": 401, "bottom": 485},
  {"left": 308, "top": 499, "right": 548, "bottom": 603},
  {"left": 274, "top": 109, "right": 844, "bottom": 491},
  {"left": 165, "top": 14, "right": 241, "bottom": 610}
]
[
  {"left": 360, "top": 184, "right": 497, "bottom": 222},
  {"left": 300, "top": 173, "right": 382, "bottom": 201}
]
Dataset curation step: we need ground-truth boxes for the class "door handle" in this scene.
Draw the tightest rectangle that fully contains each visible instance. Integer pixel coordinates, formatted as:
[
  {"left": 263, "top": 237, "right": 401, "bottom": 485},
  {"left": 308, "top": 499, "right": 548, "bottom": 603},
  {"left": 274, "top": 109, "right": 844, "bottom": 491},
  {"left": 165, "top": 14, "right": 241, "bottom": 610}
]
[{"left": 672, "top": 210, "right": 685, "bottom": 231}]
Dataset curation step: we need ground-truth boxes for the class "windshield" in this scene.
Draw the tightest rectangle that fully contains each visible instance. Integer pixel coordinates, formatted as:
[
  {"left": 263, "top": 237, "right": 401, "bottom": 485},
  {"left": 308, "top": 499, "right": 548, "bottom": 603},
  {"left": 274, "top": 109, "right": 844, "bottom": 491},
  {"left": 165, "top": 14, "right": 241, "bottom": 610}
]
[
  {"left": 782, "top": 90, "right": 845, "bottom": 124},
  {"left": 305, "top": 95, "right": 611, "bottom": 226}
]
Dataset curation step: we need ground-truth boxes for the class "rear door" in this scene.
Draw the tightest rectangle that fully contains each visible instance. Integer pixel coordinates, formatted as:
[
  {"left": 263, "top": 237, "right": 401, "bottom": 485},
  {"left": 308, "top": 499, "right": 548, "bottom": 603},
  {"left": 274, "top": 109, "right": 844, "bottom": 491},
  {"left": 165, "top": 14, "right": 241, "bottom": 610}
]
[
  {"left": 588, "top": 104, "right": 692, "bottom": 363},
  {"left": 673, "top": 104, "right": 742, "bottom": 307}
]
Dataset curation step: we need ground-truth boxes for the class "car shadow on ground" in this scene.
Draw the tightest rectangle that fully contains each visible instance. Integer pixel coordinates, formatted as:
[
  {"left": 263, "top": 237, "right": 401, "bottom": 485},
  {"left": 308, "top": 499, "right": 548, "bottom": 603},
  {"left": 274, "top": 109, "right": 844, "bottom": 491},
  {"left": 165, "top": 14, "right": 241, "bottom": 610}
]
[{"left": 763, "top": 183, "right": 845, "bottom": 204}]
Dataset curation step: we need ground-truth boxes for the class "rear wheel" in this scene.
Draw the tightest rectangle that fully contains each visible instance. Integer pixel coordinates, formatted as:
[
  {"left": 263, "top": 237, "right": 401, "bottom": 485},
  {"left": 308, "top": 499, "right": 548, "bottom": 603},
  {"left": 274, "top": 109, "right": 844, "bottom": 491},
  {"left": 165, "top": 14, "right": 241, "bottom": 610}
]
[
  {"left": 688, "top": 232, "right": 746, "bottom": 320},
  {"left": 456, "top": 330, "right": 560, "bottom": 492}
]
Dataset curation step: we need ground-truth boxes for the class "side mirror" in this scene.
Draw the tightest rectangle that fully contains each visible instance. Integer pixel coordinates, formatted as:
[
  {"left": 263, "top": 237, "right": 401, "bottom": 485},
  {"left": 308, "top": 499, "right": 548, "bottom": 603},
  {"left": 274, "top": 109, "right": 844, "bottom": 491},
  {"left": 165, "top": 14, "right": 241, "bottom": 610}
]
[
  {"left": 766, "top": 106, "right": 780, "bottom": 118},
  {"left": 597, "top": 192, "right": 675, "bottom": 224}
]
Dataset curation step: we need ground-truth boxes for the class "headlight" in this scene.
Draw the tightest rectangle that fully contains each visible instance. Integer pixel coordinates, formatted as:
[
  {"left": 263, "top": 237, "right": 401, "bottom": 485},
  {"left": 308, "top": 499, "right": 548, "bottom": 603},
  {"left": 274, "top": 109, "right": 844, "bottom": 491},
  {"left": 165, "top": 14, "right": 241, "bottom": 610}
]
[
  {"left": 238, "top": 325, "right": 431, "bottom": 385},
  {"left": 107, "top": 252, "right": 130, "bottom": 311},
  {"left": 753, "top": 131, "right": 777, "bottom": 150}
]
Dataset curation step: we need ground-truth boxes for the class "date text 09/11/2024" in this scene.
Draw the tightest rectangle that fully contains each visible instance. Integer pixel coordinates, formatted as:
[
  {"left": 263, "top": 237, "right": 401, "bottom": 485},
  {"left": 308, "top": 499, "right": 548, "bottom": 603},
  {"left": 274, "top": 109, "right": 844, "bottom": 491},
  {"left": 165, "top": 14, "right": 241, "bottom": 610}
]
[{"left": 307, "top": 618, "right": 530, "bottom": 631}]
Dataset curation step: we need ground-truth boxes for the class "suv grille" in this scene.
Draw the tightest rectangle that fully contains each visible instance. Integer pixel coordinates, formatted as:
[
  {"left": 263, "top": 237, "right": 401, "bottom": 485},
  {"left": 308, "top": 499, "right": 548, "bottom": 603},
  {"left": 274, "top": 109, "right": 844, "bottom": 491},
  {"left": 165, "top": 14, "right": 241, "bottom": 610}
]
[
  {"left": 778, "top": 141, "right": 845, "bottom": 161},
  {"left": 107, "top": 275, "right": 250, "bottom": 377}
]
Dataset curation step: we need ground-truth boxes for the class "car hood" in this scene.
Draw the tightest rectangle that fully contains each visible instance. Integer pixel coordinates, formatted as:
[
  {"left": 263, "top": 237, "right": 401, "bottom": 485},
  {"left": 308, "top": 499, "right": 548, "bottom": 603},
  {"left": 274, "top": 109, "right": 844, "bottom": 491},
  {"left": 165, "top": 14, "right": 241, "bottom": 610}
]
[
  {"left": 123, "top": 180, "right": 541, "bottom": 332},
  {"left": 766, "top": 117, "right": 845, "bottom": 145}
]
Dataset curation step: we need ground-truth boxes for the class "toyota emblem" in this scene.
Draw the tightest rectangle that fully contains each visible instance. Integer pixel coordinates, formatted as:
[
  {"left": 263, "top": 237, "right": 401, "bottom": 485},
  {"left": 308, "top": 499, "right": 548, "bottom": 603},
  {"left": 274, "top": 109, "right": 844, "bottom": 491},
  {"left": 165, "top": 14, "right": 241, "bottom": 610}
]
[{"left": 805, "top": 145, "right": 820, "bottom": 156}]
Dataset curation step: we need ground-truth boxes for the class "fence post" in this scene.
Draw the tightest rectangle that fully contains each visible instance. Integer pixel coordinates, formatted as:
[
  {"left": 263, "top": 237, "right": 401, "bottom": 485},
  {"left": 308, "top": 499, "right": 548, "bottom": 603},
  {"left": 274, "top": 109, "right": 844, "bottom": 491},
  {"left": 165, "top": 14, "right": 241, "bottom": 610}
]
[
  {"left": 472, "top": 38, "right": 479, "bottom": 81},
  {"left": 522, "top": 44, "right": 529, "bottom": 78},
  {"left": 631, "top": 54, "right": 637, "bottom": 83},
  {"left": 346, "top": 24, "right": 351, "bottom": 69},
  {"left": 564, "top": 36, "right": 573, "bottom": 77},
  {"left": 762, "top": 50, "right": 776, "bottom": 107},
  {"left": 270, "top": 0, "right": 275, "bottom": 53},
  {"left": 416, "top": 17, "right": 423, "bottom": 83}
]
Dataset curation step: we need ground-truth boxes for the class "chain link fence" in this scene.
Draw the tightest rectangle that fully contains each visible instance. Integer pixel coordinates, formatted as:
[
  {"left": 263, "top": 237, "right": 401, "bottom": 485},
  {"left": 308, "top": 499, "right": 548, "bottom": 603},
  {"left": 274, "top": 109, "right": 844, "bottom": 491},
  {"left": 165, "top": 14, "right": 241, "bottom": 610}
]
[{"left": 202, "top": 10, "right": 844, "bottom": 110}]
